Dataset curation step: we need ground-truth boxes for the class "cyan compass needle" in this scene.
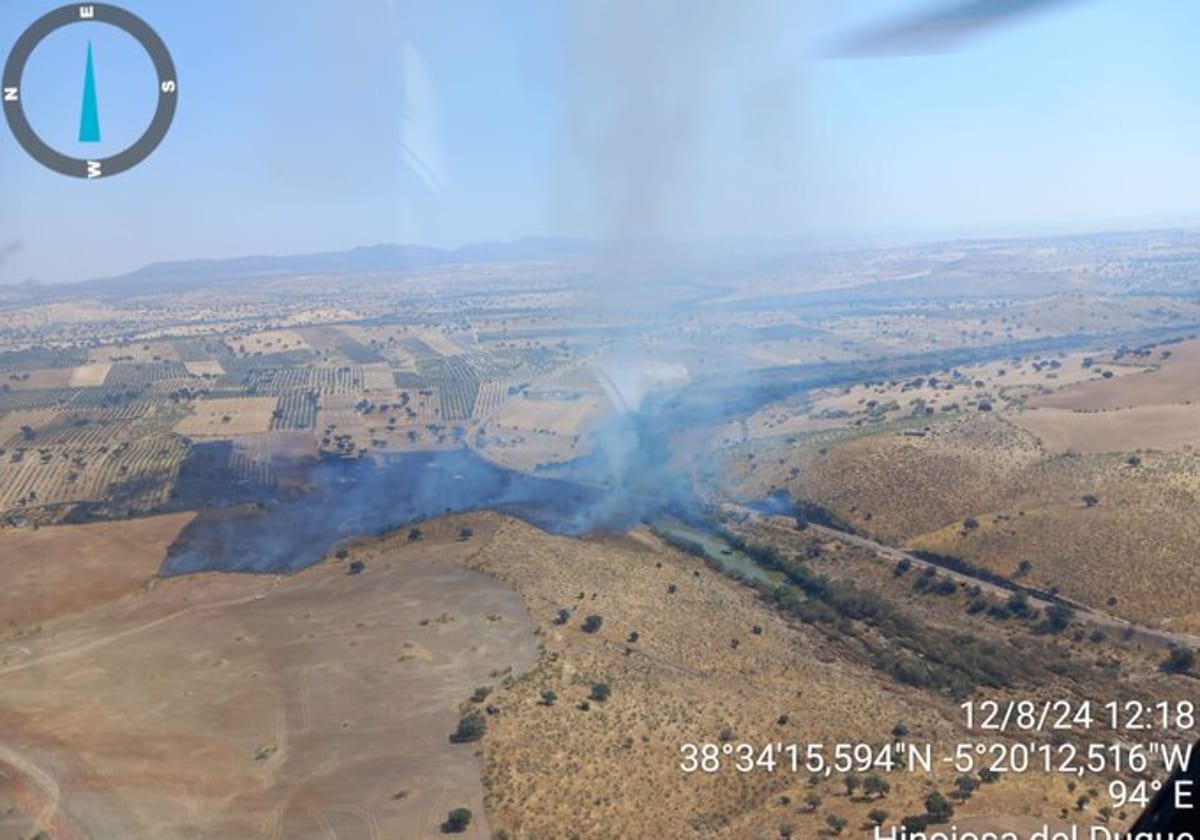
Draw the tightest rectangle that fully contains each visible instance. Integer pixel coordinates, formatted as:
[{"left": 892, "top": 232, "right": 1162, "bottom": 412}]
[{"left": 79, "top": 40, "right": 100, "bottom": 142}]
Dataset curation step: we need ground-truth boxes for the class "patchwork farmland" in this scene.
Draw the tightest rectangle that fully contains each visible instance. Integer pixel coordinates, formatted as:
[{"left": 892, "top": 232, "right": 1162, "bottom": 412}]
[{"left": 0, "top": 313, "right": 578, "bottom": 525}]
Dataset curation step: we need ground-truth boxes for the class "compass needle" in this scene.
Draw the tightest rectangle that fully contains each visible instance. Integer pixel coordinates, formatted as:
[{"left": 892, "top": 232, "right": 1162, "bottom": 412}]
[{"left": 79, "top": 40, "right": 101, "bottom": 143}]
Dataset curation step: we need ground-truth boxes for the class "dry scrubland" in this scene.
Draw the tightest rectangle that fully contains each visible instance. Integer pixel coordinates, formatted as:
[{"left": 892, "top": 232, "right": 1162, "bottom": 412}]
[
  {"left": 0, "top": 516, "right": 536, "bottom": 840},
  {"left": 0, "top": 510, "right": 1176, "bottom": 839},
  {"left": 733, "top": 339, "right": 1200, "bottom": 633},
  {"left": 459, "top": 518, "right": 1102, "bottom": 839},
  {"left": 744, "top": 351, "right": 1141, "bottom": 444}
]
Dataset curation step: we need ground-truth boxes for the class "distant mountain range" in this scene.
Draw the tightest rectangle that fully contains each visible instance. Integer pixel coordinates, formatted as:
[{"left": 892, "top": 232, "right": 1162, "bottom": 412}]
[
  {"left": 37, "top": 226, "right": 1200, "bottom": 301},
  {"left": 64, "top": 237, "right": 607, "bottom": 298}
]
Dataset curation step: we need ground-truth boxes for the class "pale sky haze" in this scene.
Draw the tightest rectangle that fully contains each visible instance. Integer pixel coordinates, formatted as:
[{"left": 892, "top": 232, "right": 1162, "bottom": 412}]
[{"left": 1, "top": 0, "right": 1198, "bottom": 284}]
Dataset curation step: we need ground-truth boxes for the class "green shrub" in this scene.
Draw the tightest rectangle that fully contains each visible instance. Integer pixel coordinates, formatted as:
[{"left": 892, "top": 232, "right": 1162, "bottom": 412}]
[
  {"left": 1162, "top": 646, "right": 1196, "bottom": 674},
  {"left": 443, "top": 807, "right": 472, "bottom": 833},
  {"left": 450, "top": 712, "right": 485, "bottom": 743}
]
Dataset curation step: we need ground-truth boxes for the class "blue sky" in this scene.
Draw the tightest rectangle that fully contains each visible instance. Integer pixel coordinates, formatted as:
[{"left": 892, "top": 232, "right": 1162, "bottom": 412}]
[{"left": 1, "top": 0, "right": 1198, "bottom": 284}]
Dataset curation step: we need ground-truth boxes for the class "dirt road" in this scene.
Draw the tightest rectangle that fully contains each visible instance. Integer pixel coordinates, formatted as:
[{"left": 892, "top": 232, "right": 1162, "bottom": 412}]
[{"left": 744, "top": 508, "right": 1200, "bottom": 653}]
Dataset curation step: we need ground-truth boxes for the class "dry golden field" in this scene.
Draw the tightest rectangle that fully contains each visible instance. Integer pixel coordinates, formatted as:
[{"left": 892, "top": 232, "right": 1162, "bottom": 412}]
[
  {"left": 1029, "top": 339, "right": 1200, "bottom": 411},
  {"left": 87, "top": 341, "right": 181, "bottom": 363},
  {"left": 1013, "top": 403, "right": 1200, "bottom": 453},
  {"left": 0, "top": 408, "right": 60, "bottom": 447},
  {"left": 0, "top": 513, "right": 194, "bottom": 629},
  {"left": 174, "top": 397, "right": 280, "bottom": 437},
  {"left": 67, "top": 362, "right": 114, "bottom": 387},
  {"left": 182, "top": 359, "right": 225, "bottom": 378},
  {"left": 0, "top": 516, "right": 538, "bottom": 840},
  {"left": 224, "top": 329, "right": 313, "bottom": 355},
  {"left": 489, "top": 395, "right": 606, "bottom": 438},
  {"left": 474, "top": 427, "right": 585, "bottom": 470},
  {"left": 0, "top": 367, "right": 75, "bottom": 390}
]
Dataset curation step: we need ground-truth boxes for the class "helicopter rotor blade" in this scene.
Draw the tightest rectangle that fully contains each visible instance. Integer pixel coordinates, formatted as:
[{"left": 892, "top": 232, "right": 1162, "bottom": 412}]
[{"left": 829, "top": 0, "right": 1081, "bottom": 57}]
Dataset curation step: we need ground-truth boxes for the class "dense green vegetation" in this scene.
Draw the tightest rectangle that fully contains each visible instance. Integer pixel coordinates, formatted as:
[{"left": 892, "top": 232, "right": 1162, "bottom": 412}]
[
  {"left": 450, "top": 711, "right": 486, "bottom": 743},
  {"left": 659, "top": 522, "right": 1056, "bottom": 698}
]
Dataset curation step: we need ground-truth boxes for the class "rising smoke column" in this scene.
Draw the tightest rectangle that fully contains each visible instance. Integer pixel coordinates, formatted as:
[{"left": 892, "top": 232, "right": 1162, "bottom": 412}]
[
  {"left": 552, "top": 1, "right": 817, "bottom": 522},
  {"left": 560, "top": 0, "right": 819, "bottom": 261}
]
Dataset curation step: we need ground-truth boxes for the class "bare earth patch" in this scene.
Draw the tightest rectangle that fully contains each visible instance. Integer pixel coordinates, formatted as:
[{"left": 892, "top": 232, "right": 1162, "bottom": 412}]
[
  {"left": 0, "top": 515, "right": 536, "bottom": 840},
  {"left": 183, "top": 359, "right": 225, "bottom": 378},
  {"left": 68, "top": 363, "right": 113, "bottom": 387}
]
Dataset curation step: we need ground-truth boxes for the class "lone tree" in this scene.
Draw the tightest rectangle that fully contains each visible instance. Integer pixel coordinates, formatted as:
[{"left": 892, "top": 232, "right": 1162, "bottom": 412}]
[
  {"left": 449, "top": 711, "right": 486, "bottom": 743},
  {"left": 581, "top": 614, "right": 604, "bottom": 634},
  {"left": 442, "top": 807, "right": 472, "bottom": 833},
  {"left": 925, "top": 791, "right": 954, "bottom": 824},
  {"left": 590, "top": 682, "right": 611, "bottom": 702},
  {"left": 1006, "top": 590, "right": 1032, "bottom": 619},
  {"left": 863, "top": 774, "right": 891, "bottom": 799},
  {"left": 1045, "top": 603, "right": 1074, "bottom": 634},
  {"left": 825, "top": 814, "right": 848, "bottom": 835},
  {"left": 540, "top": 689, "right": 558, "bottom": 706},
  {"left": 868, "top": 808, "right": 890, "bottom": 827},
  {"left": 954, "top": 774, "right": 979, "bottom": 801},
  {"left": 1162, "top": 646, "right": 1196, "bottom": 675}
]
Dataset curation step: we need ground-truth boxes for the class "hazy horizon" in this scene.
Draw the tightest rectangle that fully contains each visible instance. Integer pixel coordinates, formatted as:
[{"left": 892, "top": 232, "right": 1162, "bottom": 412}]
[
  {"left": 4, "top": 0, "right": 1200, "bottom": 284},
  {"left": 10, "top": 217, "right": 1200, "bottom": 290}
]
